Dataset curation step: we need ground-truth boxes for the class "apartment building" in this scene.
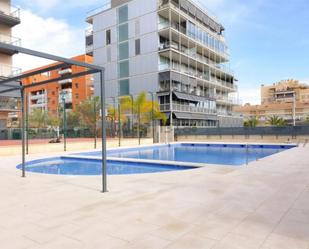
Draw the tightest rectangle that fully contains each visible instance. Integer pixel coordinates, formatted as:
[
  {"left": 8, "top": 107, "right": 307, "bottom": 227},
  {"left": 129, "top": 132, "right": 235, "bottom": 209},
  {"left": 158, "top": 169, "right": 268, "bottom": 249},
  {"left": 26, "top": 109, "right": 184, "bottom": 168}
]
[
  {"left": 22, "top": 55, "right": 94, "bottom": 116},
  {"left": 0, "top": 0, "right": 21, "bottom": 128},
  {"left": 234, "top": 80, "right": 309, "bottom": 125},
  {"left": 86, "top": 0, "right": 241, "bottom": 127}
]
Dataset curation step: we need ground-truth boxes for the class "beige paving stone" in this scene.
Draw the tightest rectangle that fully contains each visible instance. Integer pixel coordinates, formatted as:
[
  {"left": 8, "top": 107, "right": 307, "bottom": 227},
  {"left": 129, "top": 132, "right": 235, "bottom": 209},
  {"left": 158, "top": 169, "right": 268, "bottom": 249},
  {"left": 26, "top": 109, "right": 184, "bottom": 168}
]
[
  {"left": 261, "top": 233, "right": 308, "bottom": 249},
  {"left": 150, "top": 220, "right": 195, "bottom": 241},
  {"left": 165, "top": 233, "right": 218, "bottom": 249},
  {"left": 212, "top": 233, "right": 263, "bottom": 249}
]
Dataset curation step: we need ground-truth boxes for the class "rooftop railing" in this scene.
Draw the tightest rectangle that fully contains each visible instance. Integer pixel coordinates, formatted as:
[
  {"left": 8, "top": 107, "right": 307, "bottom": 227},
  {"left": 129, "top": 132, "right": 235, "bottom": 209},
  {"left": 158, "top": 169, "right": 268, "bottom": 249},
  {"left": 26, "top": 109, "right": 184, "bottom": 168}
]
[{"left": 86, "top": 0, "right": 111, "bottom": 18}]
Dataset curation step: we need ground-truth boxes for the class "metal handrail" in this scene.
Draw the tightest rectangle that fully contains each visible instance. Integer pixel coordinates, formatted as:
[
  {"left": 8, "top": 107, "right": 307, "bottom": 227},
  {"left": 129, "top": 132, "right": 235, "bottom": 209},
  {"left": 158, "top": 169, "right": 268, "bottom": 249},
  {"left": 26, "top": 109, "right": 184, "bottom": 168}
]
[
  {"left": 86, "top": 1, "right": 111, "bottom": 18},
  {"left": 0, "top": 5, "right": 20, "bottom": 19},
  {"left": 0, "top": 34, "right": 21, "bottom": 46}
]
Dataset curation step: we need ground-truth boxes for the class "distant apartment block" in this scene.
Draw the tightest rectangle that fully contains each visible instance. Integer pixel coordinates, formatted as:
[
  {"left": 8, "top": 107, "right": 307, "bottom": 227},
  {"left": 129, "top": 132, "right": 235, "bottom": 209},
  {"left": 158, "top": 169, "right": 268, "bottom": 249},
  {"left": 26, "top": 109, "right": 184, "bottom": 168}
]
[
  {"left": 235, "top": 79, "right": 309, "bottom": 125},
  {"left": 22, "top": 55, "right": 94, "bottom": 116},
  {"left": 0, "top": 0, "right": 21, "bottom": 128},
  {"left": 86, "top": 0, "right": 242, "bottom": 127}
]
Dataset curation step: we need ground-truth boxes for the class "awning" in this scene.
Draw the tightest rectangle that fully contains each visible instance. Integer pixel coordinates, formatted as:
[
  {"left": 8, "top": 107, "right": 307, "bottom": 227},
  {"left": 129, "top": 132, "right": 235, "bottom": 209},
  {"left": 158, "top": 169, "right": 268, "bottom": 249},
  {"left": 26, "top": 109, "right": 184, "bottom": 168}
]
[
  {"left": 173, "top": 91, "right": 213, "bottom": 103},
  {"left": 174, "top": 112, "right": 218, "bottom": 121},
  {"left": 174, "top": 91, "right": 197, "bottom": 102}
]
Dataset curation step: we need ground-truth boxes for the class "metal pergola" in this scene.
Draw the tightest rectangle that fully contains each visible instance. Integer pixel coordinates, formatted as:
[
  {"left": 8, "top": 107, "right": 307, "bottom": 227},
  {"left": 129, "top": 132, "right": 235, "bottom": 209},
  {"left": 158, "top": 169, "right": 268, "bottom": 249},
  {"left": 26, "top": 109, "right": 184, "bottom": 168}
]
[{"left": 0, "top": 42, "right": 108, "bottom": 192}]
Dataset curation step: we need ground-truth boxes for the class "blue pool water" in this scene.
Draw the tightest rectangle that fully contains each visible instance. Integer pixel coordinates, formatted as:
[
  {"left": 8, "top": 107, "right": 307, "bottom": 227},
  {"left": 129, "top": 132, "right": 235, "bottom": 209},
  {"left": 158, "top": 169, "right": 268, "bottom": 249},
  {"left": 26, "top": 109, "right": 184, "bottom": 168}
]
[
  {"left": 17, "top": 157, "right": 196, "bottom": 175},
  {"left": 78, "top": 143, "right": 295, "bottom": 166},
  {"left": 17, "top": 143, "right": 295, "bottom": 175}
]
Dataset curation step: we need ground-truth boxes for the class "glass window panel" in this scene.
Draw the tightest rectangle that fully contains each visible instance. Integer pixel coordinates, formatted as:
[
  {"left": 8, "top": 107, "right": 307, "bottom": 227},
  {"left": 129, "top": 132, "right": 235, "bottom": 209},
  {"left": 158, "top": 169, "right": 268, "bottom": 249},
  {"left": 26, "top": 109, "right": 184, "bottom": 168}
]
[
  {"left": 119, "top": 79, "right": 130, "bottom": 96},
  {"left": 135, "top": 39, "right": 141, "bottom": 55},
  {"left": 118, "top": 5, "right": 128, "bottom": 24},
  {"left": 118, "top": 60, "right": 129, "bottom": 78},
  {"left": 118, "top": 23, "right": 128, "bottom": 42},
  {"left": 106, "top": 29, "right": 111, "bottom": 45},
  {"left": 118, "top": 42, "right": 129, "bottom": 60}
]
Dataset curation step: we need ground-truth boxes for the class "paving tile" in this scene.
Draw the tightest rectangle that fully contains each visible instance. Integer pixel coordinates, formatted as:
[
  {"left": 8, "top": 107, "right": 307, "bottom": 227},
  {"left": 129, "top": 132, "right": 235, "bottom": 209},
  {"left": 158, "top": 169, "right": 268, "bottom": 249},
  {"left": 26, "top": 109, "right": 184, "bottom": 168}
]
[
  {"left": 165, "top": 233, "right": 218, "bottom": 249},
  {"left": 261, "top": 233, "right": 308, "bottom": 249}
]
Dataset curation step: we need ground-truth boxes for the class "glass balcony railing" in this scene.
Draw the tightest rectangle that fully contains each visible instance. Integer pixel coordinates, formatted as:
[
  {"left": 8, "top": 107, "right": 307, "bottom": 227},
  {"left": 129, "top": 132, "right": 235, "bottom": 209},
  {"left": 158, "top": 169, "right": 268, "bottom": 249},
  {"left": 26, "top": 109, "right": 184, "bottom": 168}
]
[
  {"left": 160, "top": 103, "right": 217, "bottom": 114},
  {"left": 0, "top": 34, "right": 21, "bottom": 46},
  {"left": 0, "top": 64, "right": 21, "bottom": 78},
  {"left": 158, "top": 40, "right": 233, "bottom": 75},
  {"left": 0, "top": 5, "right": 20, "bottom": 20},
  {"left": 158, "top": 61, "right": 236, "bottom": 90}
]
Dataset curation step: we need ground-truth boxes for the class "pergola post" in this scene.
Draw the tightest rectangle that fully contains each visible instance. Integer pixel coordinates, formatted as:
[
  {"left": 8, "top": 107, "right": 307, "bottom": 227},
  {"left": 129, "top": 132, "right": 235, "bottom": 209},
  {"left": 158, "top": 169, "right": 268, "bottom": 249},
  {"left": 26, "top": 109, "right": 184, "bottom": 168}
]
[
  {"left": 21, "top": 86, "right": 26, "bottom": 177},
  {"left": 100, "top": 70, "right": 107, "bottom": 193}
]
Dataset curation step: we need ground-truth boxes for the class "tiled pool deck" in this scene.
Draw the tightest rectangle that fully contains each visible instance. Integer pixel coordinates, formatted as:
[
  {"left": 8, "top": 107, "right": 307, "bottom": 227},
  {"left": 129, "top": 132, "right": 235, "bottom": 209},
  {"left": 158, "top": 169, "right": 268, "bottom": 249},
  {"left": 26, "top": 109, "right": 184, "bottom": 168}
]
[{"left": 0, "top": 144, "right": 308, "bottom": 249}]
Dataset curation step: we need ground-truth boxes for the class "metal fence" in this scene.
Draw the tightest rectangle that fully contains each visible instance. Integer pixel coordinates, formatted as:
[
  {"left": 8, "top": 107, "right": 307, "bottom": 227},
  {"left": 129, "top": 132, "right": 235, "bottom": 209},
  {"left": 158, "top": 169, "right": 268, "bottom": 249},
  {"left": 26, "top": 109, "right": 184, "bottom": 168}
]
[{"left": 175, "top": 126, "right": 309, "bottom": 137}]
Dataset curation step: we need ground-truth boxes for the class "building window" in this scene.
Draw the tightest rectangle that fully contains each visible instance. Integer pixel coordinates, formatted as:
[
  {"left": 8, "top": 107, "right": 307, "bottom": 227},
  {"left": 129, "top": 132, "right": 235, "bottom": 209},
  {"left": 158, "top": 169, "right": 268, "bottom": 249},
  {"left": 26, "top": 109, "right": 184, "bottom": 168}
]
[
  {"left": 106, "top": 29, "right": 111, "bottom": 45},
  {"left": 75, "top": 83, "right": 79, "bottom": 88},
  {"left": 76, "top": 94, "right": 79, "bottom": 99},
  {"left": 135, "top": 39, "right": 141, "bottom": 55},
  {"left": 118, "top": 41, "right": 129, "bottom": 60},
  {"left": 118, "top": 60, "right": 129, "bottom": 78},
  {"left": 119, "top": 79, "right": 129, "bottom": 96},
  {"left": 118, "top": 5, "right": 128, "bottom": 24},
  {"left": 118, "top": 23, "right": 128, "bottom": 42}
]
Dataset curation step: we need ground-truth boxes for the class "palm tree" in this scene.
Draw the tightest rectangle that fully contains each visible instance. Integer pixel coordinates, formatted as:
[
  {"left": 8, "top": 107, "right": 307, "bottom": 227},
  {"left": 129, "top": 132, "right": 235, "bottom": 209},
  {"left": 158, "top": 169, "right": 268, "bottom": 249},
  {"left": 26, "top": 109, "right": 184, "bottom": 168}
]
[
  {"left": 267, "top": 115, "right": 287, "bottom": 127},
  {"left": 106, "top": 92, "right": 167, "bottom": 138},
  {"left": 244, "top": 116, "right": 259, "bottom": 128}
]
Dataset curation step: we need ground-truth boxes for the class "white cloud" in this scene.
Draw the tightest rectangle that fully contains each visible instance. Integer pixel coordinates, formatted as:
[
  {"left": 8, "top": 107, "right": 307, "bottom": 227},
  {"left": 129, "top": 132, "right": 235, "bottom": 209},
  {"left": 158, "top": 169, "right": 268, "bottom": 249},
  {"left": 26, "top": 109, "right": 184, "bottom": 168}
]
[
  {"left": 17, "top": 0, "right": 102, "bottom": 14},
  {"left": 238, "top": 87, "right": 261, "bottom": 105},
  {"left": 12, "top": 9, "right": 84, "bottom": 71}
]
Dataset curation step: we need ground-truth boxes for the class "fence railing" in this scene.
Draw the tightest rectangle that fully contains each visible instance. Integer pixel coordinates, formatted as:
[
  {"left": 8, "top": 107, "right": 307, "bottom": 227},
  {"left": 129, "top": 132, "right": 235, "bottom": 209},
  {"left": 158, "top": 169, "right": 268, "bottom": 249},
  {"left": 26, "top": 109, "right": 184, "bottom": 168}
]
[{"left": 175, "top": 126, "right": 309, "bottom": 137}]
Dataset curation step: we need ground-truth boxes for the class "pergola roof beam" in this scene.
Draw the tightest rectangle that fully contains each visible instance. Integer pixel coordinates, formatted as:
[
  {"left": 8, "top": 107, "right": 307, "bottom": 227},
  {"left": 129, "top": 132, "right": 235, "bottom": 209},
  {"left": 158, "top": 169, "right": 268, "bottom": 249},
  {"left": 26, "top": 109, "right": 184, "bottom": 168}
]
[
  {"left": 0, "top": 42, "right": 104, "bottom": 71},
  {"left": 23, "top": 69, "right": 99, "bottom": 89},
  {"left": 0, "top": 63, "right": 70, "bottom": 85}
]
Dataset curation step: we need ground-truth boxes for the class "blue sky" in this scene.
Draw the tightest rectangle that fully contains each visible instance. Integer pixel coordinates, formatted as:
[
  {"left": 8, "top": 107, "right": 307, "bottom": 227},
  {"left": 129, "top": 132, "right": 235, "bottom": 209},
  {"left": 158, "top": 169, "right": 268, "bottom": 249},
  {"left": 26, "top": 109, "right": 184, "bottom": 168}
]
[{"left": 12, "top": 0, "right": 309, "bottom": 104}]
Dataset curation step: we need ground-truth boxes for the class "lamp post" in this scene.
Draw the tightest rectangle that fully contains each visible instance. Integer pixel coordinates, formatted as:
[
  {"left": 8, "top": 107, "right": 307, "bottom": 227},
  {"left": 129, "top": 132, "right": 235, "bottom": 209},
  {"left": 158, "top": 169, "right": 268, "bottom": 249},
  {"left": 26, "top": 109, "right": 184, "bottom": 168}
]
[{"left": 60, "top": 91, "right": 67, "bottom": 152}]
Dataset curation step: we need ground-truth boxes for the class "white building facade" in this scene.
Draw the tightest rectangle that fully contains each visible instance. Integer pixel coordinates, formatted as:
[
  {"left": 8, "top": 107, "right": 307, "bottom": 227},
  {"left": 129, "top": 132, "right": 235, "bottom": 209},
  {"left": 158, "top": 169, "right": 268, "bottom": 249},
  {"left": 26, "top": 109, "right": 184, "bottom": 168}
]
[{"left": 86, "top": 0, "right": 242, "bottom": 127}]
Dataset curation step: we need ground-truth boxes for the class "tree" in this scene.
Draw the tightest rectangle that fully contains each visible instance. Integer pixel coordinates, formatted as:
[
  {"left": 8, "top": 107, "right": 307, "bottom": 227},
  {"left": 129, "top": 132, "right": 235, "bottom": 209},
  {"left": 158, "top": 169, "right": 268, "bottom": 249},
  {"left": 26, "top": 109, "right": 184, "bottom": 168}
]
[
  {"left": 120, "top": 92, "right": 167, "bottom": 125},
  {"left": 267, "top": 115, "right": 287, "bottom": 127},
  {"left": 244, "top": 116, "right": 259, "bottom": 128},
  {"left": 28, "top": 109, "right": 49, "bottom": 128},
  {"left": 306, "top": 116, "right": 309, "bottom": 123},
  {"left": 76, "top": 96, "right": 101, "bottom": 135}
]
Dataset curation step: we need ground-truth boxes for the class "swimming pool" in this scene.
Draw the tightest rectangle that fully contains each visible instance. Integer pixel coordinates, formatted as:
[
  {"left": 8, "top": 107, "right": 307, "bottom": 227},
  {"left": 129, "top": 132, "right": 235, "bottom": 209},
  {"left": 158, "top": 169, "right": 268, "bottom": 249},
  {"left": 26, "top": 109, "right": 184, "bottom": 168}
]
[
  {"left": 17, "top": 143, "right": 295, "bottom": 175},
  {"left": 77, "top": 143, "right": 295, "bottom": 166},
  {"left": 17, "top": 157, "right": 196, "bottom": 175}
]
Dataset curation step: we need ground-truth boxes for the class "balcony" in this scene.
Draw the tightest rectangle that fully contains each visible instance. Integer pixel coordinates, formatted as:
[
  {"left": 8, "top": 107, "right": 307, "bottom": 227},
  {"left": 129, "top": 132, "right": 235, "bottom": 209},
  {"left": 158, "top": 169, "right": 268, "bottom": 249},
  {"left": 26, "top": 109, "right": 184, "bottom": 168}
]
[
  {"left": 160, "top": 103, "right": 216, "bottom": 114},
  {"left": 59, "top": 89, "right": 72, "bottom": 103},
  {"left": 86, "top": 44, "right": 94, "bottom": 56},
  {"left": 30, "top": 103, "right": 46, "bottom": 109},
  {"left": 0, "top": 6, "right": 20, "bottom": 27},
  {"left": 0, "top": 34, "right": 21, "bottom": 55},
  {"left": 0, "top": 64, "right": 21, "bottom": 78},
  {"left": 58, "top": 68, "right": 72, "bottom": 75},
  {"left": 159, "top": 61, "right": 236, "bottom": 91},
  {"left": 0, "top": 97, "right": 18, "bottom": 111},
  {"left": 58, "top": 79, "right": 72, "bottom": 85},
  {"left": 30, "top": 93, "right": 45, "bottom": 100}
]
